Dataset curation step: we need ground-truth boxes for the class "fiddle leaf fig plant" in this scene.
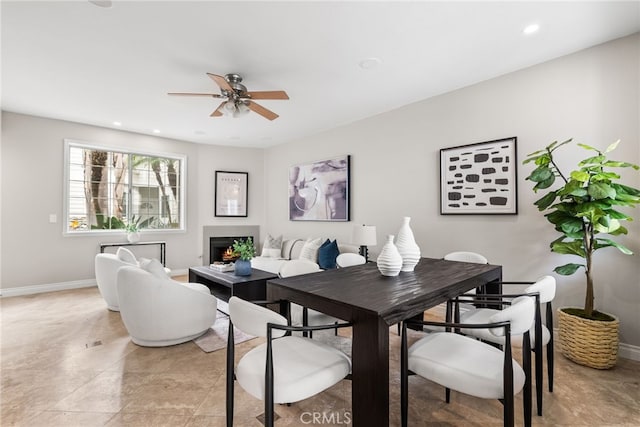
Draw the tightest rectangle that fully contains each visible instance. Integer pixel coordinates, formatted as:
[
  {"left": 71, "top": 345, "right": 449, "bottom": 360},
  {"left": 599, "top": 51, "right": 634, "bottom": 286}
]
[{"left": 523, "top": 139, "right": 640, "bottom": 319}]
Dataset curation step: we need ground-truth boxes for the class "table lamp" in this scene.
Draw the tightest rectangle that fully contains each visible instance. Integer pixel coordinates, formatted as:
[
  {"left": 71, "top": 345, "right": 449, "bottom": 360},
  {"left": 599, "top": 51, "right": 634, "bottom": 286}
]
[{"left": 352, "top": 224, "right": 377, "bottom": 262}]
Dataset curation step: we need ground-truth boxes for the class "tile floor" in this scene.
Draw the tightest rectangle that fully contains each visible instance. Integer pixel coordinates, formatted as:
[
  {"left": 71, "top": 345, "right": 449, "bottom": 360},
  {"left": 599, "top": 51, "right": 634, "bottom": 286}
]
[{"left": 1, "top": 284, "right": 639, "bottom": 426}]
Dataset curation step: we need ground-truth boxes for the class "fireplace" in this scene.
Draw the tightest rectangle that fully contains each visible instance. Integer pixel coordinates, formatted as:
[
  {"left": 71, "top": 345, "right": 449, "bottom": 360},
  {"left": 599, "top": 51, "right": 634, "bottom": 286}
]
[
  {"left": 202, "top": 225, "right": 259, "bottom": 266},
  {"left": 210, "top": 236, "right": 249, "bottom": 264}
]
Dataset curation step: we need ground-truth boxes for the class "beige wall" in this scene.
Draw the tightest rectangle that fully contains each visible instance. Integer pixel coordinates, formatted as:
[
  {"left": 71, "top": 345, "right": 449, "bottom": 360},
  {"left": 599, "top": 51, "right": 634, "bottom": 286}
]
[
  {"left": 264, "top": 34, "right": 640, "bottom": 346},
  {"left": 1, "top": 34, "right": 638, "bottom": 348},
  {"left": 0, "top": 112, "right": 265, "bottom": 289}
]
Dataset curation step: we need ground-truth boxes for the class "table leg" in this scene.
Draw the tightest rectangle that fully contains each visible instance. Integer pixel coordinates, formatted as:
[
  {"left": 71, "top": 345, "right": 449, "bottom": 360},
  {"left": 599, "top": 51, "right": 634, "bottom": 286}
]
[{"left": 351, "top": 313, "right": 389, "bottom": 426}]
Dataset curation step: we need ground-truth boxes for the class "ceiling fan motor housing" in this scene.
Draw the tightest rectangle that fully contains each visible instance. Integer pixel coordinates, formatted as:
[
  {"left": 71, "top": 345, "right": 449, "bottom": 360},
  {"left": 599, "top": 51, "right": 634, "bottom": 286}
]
[{"left": 225, "top": 73, "right": 247, "bottom": 96}]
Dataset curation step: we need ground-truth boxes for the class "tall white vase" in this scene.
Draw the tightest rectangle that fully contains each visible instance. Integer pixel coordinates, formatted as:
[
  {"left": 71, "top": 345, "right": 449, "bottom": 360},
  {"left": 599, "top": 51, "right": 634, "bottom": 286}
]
[
  {"left": 395, "top": 216, "right": 421, "bottom": 272},
  {"left": 376, "top": 235, "right": 403, "bottom": 277}
]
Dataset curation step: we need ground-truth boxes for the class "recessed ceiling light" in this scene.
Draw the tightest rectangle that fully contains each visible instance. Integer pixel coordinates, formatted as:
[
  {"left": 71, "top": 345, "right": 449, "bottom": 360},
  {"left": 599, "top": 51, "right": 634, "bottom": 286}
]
[
  {"left": 112, "top": 121, "right": 121, "bottom": 126},
  {"left": 152, "top": 129, "right": 161, "bottom": 134},
  {"left": 359, "top": 57, "right": 382, "bottom": 70},
  {"left": 88, "top": 0, "right": 112, "bottom": 8},
  {"left": 523, "top": 23, "right": 540, "bottom": 35}
]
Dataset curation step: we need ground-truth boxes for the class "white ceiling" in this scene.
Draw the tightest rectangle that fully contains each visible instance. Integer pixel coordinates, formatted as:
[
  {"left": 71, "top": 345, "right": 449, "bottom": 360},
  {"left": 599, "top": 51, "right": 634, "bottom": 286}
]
[{"left": 2, "top": 1, "right": 639, "bottom": 148}]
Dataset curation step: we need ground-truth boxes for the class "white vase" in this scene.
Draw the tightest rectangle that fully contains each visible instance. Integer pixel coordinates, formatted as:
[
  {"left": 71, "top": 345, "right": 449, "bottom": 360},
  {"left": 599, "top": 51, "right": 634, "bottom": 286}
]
[
  {"left": 395, "top": 216, "right": 421, "bottom": 272},
  {"left": 376, "top": 235, "right": 403, "bottom": 277},
  {"left": 127, "top": 231, "right": 140, "bottom": 243}
]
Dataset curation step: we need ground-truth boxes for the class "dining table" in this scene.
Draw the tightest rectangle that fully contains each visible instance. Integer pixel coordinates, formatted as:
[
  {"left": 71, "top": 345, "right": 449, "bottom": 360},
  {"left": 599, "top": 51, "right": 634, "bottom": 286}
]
[{"left": 266, "top": 257, "right": 502, "bottom": 427}]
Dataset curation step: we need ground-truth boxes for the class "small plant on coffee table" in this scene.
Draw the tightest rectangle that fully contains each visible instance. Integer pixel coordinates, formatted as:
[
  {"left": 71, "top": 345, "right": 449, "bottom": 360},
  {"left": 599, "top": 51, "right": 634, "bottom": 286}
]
[{"left": 232, "top": 237, "right": 256, "bottom": 261}]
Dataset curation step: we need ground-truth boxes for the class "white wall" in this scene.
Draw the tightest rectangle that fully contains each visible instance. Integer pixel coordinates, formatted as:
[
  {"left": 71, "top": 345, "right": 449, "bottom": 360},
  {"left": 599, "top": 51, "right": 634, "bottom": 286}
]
[
  {"left": 264, "top": 34, "right": 640, "bottom": 346},
  {"left": 0, "top": 112, "right": 265, "bottom": 289}
]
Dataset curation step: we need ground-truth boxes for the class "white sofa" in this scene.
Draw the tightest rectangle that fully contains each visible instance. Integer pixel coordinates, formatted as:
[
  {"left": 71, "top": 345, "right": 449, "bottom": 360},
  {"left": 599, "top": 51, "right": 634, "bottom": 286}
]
[{"left": 251, "top": 238, "right": 359, "bottom": 275}]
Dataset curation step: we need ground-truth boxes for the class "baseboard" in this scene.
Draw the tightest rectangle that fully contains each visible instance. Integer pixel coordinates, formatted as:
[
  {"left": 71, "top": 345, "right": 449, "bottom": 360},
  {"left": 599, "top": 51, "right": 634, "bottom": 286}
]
[
  {"left": 619, "top": 343, "right": 640, "bottom": 361},
  {"left": 0, "top": 269, "right": 189, "bottom": 298},
  {"left": 0, "top": 279, "right": 98, "bottom": 297}
]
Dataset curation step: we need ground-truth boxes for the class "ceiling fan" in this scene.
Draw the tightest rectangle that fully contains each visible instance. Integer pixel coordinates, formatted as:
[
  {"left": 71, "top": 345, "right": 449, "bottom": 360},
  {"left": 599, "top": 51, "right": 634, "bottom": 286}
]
[{"left": 168, "top": 73, "right": 289, "bottom": 121}]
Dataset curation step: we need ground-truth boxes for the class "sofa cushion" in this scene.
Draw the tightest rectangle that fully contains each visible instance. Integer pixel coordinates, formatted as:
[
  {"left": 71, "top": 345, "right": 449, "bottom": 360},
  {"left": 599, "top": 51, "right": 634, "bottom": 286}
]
[
  {"left": 318, "top": 239, "right": 339, "bottom": 270},
  {"left": 261, "top": 234, "right": 283, "bottom": 258},
  {"left": 299, "top": 238, "right": 323, "bottom": 263},
  {"left": 116, "top": 247, "right": 137, "bottom": 264},
  {"left": 281, "top": 239, "right": 302, "bottom": 260}
]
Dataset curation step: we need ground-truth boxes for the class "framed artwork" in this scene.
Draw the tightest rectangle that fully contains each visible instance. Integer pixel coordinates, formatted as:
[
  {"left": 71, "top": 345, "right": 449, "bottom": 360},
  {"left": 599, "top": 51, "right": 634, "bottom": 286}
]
[
  {"left": 440, "top": 137, "right": 518, "bottom": 215},
  {"left": 215, "top": 171, "right": 248, "bottom": 217},
  {"left": 289, "top": 155, "right": 350, "bottom": 221}
]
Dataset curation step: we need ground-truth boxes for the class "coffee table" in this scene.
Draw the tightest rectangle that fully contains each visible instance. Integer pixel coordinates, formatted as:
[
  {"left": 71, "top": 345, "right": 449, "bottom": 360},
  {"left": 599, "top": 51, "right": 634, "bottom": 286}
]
[{"left": 188, "top": 266, "right": 278, "bottom": 303}]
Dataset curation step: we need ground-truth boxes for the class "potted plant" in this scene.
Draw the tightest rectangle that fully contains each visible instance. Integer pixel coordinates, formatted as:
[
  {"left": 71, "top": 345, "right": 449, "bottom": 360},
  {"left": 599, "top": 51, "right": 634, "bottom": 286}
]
[
  {"left": 523, "top": 139, "right": 640, "bottom": 368},
  {"left": 125, "top": 221, "right": 141, "bottom": 243},
  {"left": 232, "top": 237, "right": 256, "bottom": 276}
]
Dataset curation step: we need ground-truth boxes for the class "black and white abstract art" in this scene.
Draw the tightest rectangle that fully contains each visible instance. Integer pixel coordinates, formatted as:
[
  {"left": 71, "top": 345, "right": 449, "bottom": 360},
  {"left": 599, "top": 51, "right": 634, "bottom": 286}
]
[
  {"left": 440, "top": 137, "right": 518, "bottom": 215},
  {"left": 289, "top": 155, "right": 350, "bottom": 221}
]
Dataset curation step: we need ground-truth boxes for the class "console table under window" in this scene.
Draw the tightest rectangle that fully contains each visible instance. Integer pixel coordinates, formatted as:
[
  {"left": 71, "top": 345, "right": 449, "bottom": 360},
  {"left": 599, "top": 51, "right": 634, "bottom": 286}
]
[{"left": 99, "top": 241, "right": 166, "bottom": 266}]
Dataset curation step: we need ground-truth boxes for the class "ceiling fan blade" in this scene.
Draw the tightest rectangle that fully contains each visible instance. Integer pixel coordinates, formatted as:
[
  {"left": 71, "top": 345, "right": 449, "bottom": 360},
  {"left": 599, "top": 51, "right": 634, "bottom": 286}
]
[
  {"left": 246, "top": 90, "right": 289, "bottom": 100},
  {"left": 211, "top": 101, "right": 226, "bottom": 117},
  {"left": 168, "top": 92, "right": 222, "bottom": 97},
  {"left": 247, "top": 101, "right": 279, "bottom": 121},
  {"left": 207, "top": 73, "right": 234, "bottom": 93}
]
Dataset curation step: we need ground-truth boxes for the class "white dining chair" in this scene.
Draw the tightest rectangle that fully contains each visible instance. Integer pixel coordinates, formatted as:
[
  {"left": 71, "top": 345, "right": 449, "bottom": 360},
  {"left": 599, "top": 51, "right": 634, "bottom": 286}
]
[
  {"left": 458, "top": 275, "right": 556, "bottom": 416},
  {"left": 401, "top": 296, "right": 535, "bottom": 427},
  {"left": 336, "top": 253, "right": 366, "bottom": 267},
  {"left": 278, "top": 260, "right": 340, "bottom": 338},
  {"left": 226, "top": 296, "right": 351, "bottom": 427}
]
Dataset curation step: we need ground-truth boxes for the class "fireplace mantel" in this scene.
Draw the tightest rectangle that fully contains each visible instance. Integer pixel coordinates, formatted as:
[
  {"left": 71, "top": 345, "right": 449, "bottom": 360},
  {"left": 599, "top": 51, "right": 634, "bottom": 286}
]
[{"left": 202, "top": 225, "right": 259, "bottom": 266}]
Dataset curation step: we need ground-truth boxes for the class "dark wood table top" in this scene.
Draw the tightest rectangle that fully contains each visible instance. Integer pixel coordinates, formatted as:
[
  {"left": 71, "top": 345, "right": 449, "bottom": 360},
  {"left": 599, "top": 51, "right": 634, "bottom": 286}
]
[
  {"left": 267, "top": 257, "right": 502, "bottom": 326},
  {"left": 189, "top": 266, "right": 277, "bottom": 285}
]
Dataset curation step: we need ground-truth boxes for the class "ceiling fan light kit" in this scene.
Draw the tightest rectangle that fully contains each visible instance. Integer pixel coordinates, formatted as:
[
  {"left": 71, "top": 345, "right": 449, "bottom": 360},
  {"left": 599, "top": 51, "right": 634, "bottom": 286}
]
[{"left": 169, "top": 73, "right": 288, "bottom": 121}]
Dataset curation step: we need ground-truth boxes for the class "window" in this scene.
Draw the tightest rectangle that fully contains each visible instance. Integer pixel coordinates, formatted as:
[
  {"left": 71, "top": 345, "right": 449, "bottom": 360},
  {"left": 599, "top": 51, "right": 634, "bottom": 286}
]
[{"left": 64, "top": 140, "right": 185, "bottom": 234}]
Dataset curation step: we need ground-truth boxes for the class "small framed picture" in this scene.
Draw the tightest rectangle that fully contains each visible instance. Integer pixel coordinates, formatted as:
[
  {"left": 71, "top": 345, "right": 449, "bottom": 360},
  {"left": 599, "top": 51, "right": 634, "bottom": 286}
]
[
  {"left": 440, "top": 137, "right": 518, "bottom": 215},
  {"left": 215, "top": 171, "right": 248, "bottom": 217}
]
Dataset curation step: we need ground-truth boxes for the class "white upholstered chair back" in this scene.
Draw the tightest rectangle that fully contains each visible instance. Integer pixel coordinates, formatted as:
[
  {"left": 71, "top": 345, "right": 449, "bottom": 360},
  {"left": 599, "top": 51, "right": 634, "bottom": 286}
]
[
  {"left": 278, "top": 260, "right": 321, "bottom": 278},
  {"left": 443, "top": 251, "right": 488, "bottom": 264},
  {"left": 228, "top": 296, "right": 287, "bottom": 338},
  {"left": 525, "top": 275, "right": 556, "bottom": 303},
  {"left": 336, "top": 253, "right": 366, "bottom": 268}
]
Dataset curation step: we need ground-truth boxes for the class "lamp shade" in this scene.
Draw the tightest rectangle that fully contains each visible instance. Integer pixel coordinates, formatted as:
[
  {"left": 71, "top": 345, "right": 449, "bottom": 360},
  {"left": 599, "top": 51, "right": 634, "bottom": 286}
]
[{"left": 352, "top": 224, "right": 377, "bottom": 246}]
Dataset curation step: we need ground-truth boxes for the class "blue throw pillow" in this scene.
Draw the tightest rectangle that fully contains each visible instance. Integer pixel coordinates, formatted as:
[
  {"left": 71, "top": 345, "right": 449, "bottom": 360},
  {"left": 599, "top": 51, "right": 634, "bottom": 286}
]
[{"left": 318, "top": 239, "right": 339, "bottom": 269}]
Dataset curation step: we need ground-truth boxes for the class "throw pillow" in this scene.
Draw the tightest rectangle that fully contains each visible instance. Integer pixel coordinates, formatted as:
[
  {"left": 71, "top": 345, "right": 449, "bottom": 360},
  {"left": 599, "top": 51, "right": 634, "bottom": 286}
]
[
  {"left": 318, "top": 239, "right": 339, "bottom": 269},
  {"left": 261, "top": 234, "right": 283, "bottom": 258},
  {"left": 116, "top": 247, "right": 137, "bottom": 264},
  {"left": 298, "top": 237, "right": 323, "bottom": 263},
  {"left": 139, "top": 258, "right": 169, "bottom": 279}
]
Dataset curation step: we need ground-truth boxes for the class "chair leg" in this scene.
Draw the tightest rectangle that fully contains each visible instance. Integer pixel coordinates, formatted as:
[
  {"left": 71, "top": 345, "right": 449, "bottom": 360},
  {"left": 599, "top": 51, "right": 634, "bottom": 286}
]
[
  {"left": 302, "top": 307, "right": 309, "bottom": 338},
  {"left": 547, "top": 340, "right": 554, "bottom": 393},
  {"left": 445, "top": 388, "right": 451, "bottom": 404},
  {"left": 546, "top": 303, "right": 554, "bottom": 393},
  {"left": 503, "top": 393, "right": 515, "bottom": 427},
  {"left": 523, "top": 339, "right": 532, "bottom": 427},
  {"left": 226, "top": 322, "right": 236, "bottom": 427},
  {"left": 534, "top": 343, "right": 543, "bottom": 416}
]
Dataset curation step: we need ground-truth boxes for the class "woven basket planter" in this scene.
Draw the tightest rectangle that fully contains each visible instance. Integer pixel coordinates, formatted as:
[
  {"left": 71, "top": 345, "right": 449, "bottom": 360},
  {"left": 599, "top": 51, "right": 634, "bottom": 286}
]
[{"left": 558, "top": 308, "right": 619, "bottom": 369}]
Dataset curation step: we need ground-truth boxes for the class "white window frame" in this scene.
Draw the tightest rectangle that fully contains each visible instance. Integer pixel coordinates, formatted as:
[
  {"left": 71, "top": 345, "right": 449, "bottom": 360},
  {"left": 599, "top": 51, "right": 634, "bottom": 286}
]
[{"left": 63, "top": 139, "right": 187, "bottom": 236}]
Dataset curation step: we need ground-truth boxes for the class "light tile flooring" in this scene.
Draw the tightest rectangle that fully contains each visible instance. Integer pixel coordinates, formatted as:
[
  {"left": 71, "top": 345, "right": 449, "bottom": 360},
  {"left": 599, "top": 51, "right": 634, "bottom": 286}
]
[{"left": 2, "top": 284, "right": 639, "bottom": 426}]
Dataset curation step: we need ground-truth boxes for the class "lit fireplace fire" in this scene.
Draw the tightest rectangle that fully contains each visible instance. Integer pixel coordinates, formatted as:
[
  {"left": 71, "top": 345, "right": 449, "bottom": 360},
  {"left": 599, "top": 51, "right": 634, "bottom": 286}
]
[{"left": 222, "top": 247, "right": 238, "bottom": 262}]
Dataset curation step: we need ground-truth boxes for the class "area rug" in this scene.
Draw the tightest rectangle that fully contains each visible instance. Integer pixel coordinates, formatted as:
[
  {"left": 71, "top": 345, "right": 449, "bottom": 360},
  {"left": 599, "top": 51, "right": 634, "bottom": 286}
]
[{"left": 193, "top": 301, "right": 256, "bottom": 353}]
